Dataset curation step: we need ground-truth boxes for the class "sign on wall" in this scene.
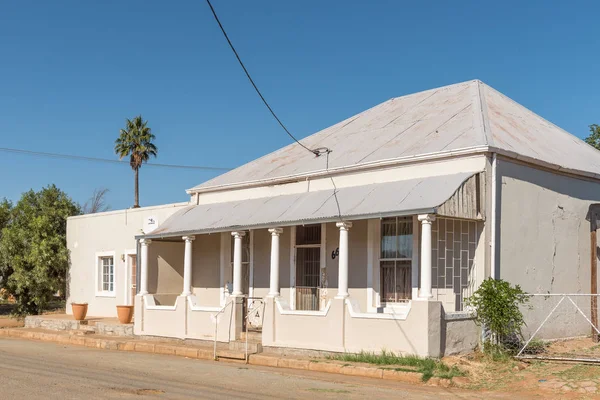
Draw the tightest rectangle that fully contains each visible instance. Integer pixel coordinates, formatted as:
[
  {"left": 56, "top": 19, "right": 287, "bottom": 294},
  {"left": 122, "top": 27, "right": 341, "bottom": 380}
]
[{"left": 143, "top": 216, "right": 159, "bottom": 233}]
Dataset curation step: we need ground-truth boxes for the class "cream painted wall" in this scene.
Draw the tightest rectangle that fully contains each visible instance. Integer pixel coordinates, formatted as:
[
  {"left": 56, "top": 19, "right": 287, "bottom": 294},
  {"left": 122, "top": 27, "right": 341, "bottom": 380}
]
[
  {"left": 191, "top": 233, "right": 221, "bottom": 306},
  {"left": 498, "top": 159, "right": 600, "bottom": 339},
  {"left": 251, "top": 229, "right": 271, "bottom": 298},
  {"left": 148, "top": 241, "right": 184, "bottom": 296},
  {"left": 66, "top": 203, "right": 188, "bottom": 317},
  {"left": 193, "top": 155, "right": 487, "bottom": 205}
]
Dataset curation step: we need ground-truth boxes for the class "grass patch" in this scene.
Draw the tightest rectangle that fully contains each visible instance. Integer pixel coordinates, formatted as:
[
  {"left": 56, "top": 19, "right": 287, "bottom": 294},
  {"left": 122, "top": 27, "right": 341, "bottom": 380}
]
[{"left": 326, "top": 350, "right": 464, "bottom": 382}]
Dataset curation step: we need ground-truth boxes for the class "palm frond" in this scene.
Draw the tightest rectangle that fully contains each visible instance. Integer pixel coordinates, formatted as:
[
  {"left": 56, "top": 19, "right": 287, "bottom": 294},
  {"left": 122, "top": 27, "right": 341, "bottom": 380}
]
[{"left": 114, "top": 114, "right": 158, "bottom": 169}]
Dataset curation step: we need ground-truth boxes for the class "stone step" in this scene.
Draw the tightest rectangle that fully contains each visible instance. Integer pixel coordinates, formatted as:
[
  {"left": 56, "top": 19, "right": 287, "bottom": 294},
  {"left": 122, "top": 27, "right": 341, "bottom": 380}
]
[
  {"left": 69, "top": 329, "right": 95, "bottom": 336},
  {"left": 228, "top": 340, "right": 262, "bottom": 354}
]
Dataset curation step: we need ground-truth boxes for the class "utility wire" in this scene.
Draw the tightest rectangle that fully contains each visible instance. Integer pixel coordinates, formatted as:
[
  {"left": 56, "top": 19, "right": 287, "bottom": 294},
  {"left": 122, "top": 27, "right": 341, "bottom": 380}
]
[
  {"left": 325, "top": 149, "right": 343, "bottom": 221},
  {"left": 0, "top": 146, "right": 231, "bottom": 171},
  {"left": 205, "top": 0, "right": 320, "bottom": 157}
]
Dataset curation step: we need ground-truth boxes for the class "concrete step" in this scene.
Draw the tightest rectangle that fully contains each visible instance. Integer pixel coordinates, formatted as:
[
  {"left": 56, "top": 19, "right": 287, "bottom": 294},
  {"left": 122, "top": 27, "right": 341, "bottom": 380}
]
[
  {"left": 215, "top": 349, "right": 246, "bottom": 360},
  {"left": 228, "top": 340, "right": 262, "bottom": 354},
  {"left": 240, "top": 331, "right": 262, "bottom": 342}
]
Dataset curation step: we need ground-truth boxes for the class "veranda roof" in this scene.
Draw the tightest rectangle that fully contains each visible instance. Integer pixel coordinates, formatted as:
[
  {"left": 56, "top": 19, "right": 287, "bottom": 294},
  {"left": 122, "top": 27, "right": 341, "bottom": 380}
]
[{"left": 145, "top": 172, "right": 476, "bottom": 238}]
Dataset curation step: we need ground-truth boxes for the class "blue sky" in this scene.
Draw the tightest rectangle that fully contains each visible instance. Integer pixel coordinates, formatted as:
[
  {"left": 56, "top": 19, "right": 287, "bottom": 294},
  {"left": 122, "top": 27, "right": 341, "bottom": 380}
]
[{"left": 1, "top": 1, "right": 598, "bottom": 210}]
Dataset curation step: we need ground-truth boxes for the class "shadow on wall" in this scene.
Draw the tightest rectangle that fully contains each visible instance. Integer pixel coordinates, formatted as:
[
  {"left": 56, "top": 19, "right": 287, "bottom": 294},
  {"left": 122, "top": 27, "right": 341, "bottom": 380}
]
[{"left": 148, "top": 241, "right": 184, "bottom": 294}]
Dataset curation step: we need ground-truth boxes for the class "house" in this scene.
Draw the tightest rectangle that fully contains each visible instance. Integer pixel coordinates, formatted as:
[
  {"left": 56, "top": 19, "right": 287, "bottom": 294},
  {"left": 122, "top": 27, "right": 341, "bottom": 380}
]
[{"left": 66, "top": 80, "right": 600, "bottom": 357}]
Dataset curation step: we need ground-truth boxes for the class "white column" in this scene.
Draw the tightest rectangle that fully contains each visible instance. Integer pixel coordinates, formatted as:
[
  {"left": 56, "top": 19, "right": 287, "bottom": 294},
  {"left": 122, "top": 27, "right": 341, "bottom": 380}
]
[
  {"left": 231, "top": 231, "right": 246, "bottom": 296},
  {"left": 335, "top": 222, "right": 352, "bottom": 299},
  {"left": 418, "top": 214, "right": 436, "bottom": 299},
  {"left": 139, "top": 238, "right": 151, "bottom": 295},
  {"left": 182, "top": 236, "right": 195, "bottom": 296},
  {"left": 267, "top": 228, "right": 283, "bottom": 297}
]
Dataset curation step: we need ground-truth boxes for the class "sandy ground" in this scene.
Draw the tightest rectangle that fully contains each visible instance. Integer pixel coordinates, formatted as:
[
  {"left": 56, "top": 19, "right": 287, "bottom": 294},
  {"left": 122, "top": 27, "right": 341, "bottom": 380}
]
[
  {"left": 0, "top": 317, "right": 24, "bottom": 328},
  {"left": 0, "top": 338, "right": 526, "bottom": 400}
]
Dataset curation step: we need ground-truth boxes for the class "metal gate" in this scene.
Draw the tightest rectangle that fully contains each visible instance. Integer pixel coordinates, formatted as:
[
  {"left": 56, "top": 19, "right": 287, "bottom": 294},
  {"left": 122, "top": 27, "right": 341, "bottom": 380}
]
[{"left": 243, "top": 297, "right": 264, "bottom": 332}]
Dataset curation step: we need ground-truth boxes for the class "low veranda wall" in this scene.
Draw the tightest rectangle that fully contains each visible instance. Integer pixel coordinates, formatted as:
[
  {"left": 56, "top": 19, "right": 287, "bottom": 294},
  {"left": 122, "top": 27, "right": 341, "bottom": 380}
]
[
  {"left": 133, "top": 294, "right": 242, "bottom": 342},
  {"left": 262, "top": 297, "right": 444, "bottom": 358}
]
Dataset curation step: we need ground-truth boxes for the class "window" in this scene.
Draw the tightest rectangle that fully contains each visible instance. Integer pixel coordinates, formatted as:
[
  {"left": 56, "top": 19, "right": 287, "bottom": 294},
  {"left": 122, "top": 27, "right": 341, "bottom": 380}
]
[
  {"left": 231, "top": 233, "right": 251, "bottom": 295},
  {"left": 380, "top": 217, "right": 413, "bottom": 303},
  {"left": 96, "top": 254, "right": 115, "bottom": 296},
  {"left": 295, "top": 224, "right": 322, "bottom": 311}
]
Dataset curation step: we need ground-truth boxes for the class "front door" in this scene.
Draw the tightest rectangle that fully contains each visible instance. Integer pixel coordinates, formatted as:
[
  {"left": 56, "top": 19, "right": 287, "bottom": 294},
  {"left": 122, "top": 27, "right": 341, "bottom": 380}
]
[
  {"left": 129, "top": 254, "right": 137, "bottom": 304},
  {"left": 295, "top": 224, "right": 322, "bottom": 311}
]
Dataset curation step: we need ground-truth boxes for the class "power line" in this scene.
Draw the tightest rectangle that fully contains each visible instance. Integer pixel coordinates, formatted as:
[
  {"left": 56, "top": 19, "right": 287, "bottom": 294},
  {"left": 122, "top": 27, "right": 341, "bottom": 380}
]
[
  {"left": 0, "top": 147, "right": 231, "bottom": 171},
  {"left": 205, "top": 0, "right": 320, "bottom": 157}
]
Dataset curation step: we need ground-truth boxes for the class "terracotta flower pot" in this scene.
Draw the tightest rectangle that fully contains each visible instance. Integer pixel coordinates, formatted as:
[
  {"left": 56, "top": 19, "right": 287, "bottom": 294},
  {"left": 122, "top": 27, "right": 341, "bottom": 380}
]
[
  {"left": 116, "top": 305, "right": 134, "bottom": 324},
  {"left": 71, "top": 303, "right": 88, "bottom": 321}
]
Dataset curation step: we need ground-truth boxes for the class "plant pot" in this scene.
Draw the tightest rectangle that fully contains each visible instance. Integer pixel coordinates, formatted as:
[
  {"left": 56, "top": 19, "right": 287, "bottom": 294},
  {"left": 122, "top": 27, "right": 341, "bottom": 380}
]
[
  {"left": 71, "top": 303, "right": 88, "bottom": 321},
  {"left": 116, "top": 305, "right": 134, "bottom": 324}
]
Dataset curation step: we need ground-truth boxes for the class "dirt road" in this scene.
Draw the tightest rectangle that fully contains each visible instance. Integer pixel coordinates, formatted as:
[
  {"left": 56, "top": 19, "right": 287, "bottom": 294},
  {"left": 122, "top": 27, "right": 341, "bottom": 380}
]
[{"left": 0, "top": 338, "right": 530, "bottom": 399}]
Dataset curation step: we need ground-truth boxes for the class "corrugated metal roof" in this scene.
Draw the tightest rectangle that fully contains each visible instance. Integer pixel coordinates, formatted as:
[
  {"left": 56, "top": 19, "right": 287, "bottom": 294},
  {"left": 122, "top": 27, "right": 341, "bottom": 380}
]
[
  {"left": 191, "top": 80, "right": 600, "bottom": 192},
  {"left": 147, "top": 172, "right": 475, "bottom": 238}
]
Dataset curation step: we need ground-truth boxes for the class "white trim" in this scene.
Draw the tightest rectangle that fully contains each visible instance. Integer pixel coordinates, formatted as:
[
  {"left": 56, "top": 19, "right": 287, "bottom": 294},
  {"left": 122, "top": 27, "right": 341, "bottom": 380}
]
[
  {"left": 366, "top": 219, "right": 376, "bottom": 312},
  {"left": 411, "top": 215, "right": 420, "bottom": 299},
  {"left": 346, "top": 298, "right": 409, "bottom": 320},
  {"left": 187, "top": 295, "right": 222, "bottom": 312},
  {"left": 289, "top": 226, "right": 296, "bottom": 310},
  {"left": 374, "top": 219, "right": 382, "bottom": 309},
  {"left": 68, "top": 202, "right": 189, "bottom": 221},
  {"left": 95, "top": 251, "right": 116, "bottom": 297},
  {"left": 276, "top": 297, "right": 331, "bottom": 316},
  {"left": 249, "top": 230, "right": 255, "bottom": 298},
  {"left": 124, "top": 248, "right": 136, "bottom": 305},
  {"left": 319, "top": 222, "right": 327, "bottom": 310},
  {"left": 219, "top": 232, "right": 228, "bottom": 306},
  {"left": 490, "top": 153, "right": 497, "bottom": 279}
]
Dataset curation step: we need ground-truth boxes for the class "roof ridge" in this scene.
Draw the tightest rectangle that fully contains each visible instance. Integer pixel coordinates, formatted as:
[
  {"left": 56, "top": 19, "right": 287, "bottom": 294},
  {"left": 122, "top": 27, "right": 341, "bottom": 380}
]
[
  {"left": 482, "top": 83, "right": 596, "bottom": 153},
  {"left": 474, "top": 80, "right": 494, "bottom": 147}
]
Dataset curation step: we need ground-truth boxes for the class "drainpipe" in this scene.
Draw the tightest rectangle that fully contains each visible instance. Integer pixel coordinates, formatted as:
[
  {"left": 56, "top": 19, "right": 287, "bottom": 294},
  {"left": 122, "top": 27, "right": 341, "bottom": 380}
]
[{"left": 490, "top": 153, "right": 497, "bottom": 280}]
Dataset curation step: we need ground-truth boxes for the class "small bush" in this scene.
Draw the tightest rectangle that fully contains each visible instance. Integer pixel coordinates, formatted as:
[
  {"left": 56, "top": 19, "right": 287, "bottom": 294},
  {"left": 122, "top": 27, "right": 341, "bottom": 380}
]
[{"left": 465, "top": 278, "right": 530, "bottom": 355}]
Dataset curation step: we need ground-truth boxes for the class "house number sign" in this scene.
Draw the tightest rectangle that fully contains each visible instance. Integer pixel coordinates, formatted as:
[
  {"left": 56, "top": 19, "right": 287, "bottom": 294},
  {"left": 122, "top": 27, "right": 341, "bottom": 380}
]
[{"left": 331, "top": 247, "right": 339, "bottom": 260}]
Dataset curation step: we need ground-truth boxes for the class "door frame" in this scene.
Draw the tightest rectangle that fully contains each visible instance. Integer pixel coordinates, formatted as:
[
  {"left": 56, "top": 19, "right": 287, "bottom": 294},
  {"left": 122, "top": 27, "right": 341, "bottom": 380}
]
[
  {"left": 290, "top": 223, "right": 326, "bottom": 311},
  {"left": 124, "top": 248, "right": 137, "bottom": 306}
]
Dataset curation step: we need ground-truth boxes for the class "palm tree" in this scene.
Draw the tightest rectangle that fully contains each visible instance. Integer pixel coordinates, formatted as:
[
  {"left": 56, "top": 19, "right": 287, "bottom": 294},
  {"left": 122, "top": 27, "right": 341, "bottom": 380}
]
[{"left": 114, "top": 115, "right": 158, "bottom": 208}]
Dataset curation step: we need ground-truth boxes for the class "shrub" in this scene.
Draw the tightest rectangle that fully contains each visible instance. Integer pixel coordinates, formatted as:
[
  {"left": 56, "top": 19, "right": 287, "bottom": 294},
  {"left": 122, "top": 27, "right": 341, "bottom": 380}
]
[{"left": 465, "top": 278, "right": 530, "bottom": 354}]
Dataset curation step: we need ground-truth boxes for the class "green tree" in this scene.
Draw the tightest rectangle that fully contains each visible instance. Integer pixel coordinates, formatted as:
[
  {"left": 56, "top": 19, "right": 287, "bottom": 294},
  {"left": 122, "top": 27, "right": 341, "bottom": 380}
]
[
  {"left": 0, "top": 186, "right": 80, "bottom": 315},
  {"left": 114, "top": 115, "right": 158, "bottom": 208},
  {"left": 585, "top": 124, "right": 600, "bottom": 150}
]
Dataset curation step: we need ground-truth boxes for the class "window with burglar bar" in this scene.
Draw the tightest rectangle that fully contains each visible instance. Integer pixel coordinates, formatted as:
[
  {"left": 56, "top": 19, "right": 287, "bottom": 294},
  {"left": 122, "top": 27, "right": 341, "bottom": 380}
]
[{"left": 380, "top": 217, "right": 413, "bottom": 303}]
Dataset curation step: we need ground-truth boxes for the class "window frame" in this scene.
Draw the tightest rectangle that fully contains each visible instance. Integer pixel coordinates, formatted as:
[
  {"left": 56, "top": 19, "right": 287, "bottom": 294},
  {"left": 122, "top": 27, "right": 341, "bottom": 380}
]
[
  {"left": 378, "top": 217, "right": 415, "bottom": 304},
  {"left": 95, "top": 251, "right": 116, "bottom": 297}
]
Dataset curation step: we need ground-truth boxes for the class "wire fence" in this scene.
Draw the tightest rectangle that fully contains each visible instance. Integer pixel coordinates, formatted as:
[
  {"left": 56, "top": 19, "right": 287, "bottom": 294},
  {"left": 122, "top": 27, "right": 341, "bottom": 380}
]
[{"left": 511, "top": 294, "right": 600, "bottom": 361}]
